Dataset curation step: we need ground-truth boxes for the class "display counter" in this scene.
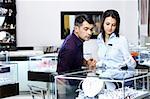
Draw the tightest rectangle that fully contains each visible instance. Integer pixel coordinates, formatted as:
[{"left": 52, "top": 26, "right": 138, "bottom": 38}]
[
  {"left": 0, "top": 63, "right": 19, "bottom": 98},
  {"left": 55, "top": 69, "right": 150, "bottom": 99},
  {"left": 28, "top": 53, "right": 58, "bottom": 82},
  {"left": 0, "top": 50, "right": 44, "bottom": 91},
  {"left": 28, "top": 53, "right": 58, "bottom": 99}
]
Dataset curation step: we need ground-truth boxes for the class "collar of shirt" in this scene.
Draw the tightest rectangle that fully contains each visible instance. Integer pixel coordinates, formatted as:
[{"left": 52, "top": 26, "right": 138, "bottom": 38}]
[{"left": 97, "top": 32, "right": 116, "bottom": 44}]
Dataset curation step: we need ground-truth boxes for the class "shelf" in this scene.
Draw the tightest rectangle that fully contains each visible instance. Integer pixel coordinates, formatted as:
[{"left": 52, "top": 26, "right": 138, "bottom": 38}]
[
  {"left": 0, "top": 42, "right": 14, "bottom": 45},
  {"left": 0, "top": 28, "right": 16, "bottom": 31},
  {"left": 0, "top": 0, "right": 16, "bottom": 51}
]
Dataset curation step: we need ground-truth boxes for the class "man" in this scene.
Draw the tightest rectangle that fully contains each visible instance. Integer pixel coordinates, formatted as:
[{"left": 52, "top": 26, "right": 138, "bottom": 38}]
[
  {"left": 57, "top": 14, "right": 96, "bottom": 74},
  {"left": 56, "top": 14, "right": 96, "bottom": 99}
]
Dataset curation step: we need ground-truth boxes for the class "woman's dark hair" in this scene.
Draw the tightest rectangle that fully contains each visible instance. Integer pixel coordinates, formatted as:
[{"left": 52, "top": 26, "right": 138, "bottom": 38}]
[
  {"left": 100, "top": 9, "right": 120, "bottom": 41},
  {"left": 74, "top": 14, "right": 94, "bottom": 26}
]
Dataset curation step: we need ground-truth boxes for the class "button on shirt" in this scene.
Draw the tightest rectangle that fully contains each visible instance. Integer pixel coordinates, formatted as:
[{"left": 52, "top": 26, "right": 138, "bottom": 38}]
[
  {"left": 57, "top": 33, "right": 84, "bottom": 74},
  {"left": 97, "top": 33, "right": 136, "bottom": 70}
]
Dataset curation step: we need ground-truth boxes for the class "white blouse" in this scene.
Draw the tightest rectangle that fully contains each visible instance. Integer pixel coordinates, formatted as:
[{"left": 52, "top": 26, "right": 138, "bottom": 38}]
[{"left": 96, "top": 33, "right": 136, "bottom": 70}]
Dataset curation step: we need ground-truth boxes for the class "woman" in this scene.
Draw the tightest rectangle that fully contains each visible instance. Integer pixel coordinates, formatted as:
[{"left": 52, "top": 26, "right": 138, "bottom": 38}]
[{"left": 96, "top": 9, "right": 136, "bottom": 90}]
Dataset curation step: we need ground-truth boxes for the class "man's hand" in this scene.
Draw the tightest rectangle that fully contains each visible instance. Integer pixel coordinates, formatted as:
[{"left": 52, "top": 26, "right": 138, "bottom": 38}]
[{"left": 87, "top": 58, "right": 97, "bottom": 70}]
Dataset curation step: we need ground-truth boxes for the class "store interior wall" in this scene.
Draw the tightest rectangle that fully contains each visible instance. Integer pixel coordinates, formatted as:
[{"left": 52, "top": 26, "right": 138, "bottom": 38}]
[{"left": 16, "top": 0, "right": 138, "bottom": 59}]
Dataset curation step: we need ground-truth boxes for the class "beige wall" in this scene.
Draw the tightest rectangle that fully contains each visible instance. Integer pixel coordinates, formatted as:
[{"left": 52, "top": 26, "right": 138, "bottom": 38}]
[{"left": 16, "top": 0, "right": 139, "bottom": 58}]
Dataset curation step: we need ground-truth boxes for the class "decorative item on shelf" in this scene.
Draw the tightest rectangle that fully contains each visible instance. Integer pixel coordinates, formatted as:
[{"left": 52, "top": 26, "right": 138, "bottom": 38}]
[
  {"left": 0, "top": 16, "right": 5, "bottom": 28},
  {"left": 0, "top": 31, "right": 13, "bottom": 43},
  {"left": 7, "top": 0, "right": 12, "bottom": 3},
  {"left": 44, "top": 46, "right": 59, "bottom": 53},
  {"left": 0, "top": 7, "right": 8, "bottom": 15},
  {"left": 10, "top": 24, "right": 13, "bottom": 29},
  {"left": 8, "top": 9, "right": 12, "bottom": 16}
]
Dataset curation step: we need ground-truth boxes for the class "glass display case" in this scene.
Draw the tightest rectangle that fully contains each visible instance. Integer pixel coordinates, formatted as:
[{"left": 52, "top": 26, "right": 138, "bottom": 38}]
[
  {"left": 0, "top": 62, "right": 19, "bottom": 98},
  {"left": 55, "top": 69, "right": 150, "bottom": 99},
  {"left": 28, "top": 53, "right": 58, "bottom": 99},
  {"left": 0, "top": 63, "right": 18, "bottom": 86},
  {"left": 28, "top": 53, "right": 58, "bottom": 73}
]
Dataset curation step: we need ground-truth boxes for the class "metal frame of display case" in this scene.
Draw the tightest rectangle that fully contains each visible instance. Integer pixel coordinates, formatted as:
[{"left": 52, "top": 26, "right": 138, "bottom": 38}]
[{"left": 54, "top": 70, "right": 150, "bottom": 99}]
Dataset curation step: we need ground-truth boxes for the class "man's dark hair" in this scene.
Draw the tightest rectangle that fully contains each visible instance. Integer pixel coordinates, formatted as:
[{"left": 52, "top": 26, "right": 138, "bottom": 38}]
[{"left": 74, "top": 14, "right": 94, "bottom": 26}]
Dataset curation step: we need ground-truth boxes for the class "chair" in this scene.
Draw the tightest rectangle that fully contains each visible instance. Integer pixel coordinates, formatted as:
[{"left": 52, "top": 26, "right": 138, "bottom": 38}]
[{"left": 28, "top": 84, "right": 47, "bottom": 99}]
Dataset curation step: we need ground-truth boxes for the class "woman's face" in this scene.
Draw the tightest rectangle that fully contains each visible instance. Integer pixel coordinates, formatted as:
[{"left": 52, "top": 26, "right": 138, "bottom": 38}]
[{"left": 103, "top": 16, "right": 117, "bottom": 35}]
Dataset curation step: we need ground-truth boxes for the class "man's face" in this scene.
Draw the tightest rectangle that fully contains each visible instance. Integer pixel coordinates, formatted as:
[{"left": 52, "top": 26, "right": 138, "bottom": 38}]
[{"left": 74, "top": 21, "right": 94, "bottom": 41}]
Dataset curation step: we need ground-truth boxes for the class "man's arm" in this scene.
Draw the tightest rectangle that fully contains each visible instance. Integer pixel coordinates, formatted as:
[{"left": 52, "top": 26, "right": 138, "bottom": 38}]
[{"left": 57, "top": 48, "right": 75, "bottom": 73}]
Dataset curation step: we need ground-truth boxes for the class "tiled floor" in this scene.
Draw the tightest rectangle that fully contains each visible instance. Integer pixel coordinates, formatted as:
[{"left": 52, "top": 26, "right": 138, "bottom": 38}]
[
  {"left": 1, "top": 91, "right": 74, "bottom": 99},
  {"left": 2, "top": 95, "right": 32, "bottom": 99},
  {"left": 2, "top": 92, "right": 40, "bottom": 99},
  {"left": 2, "top": 91, "right": 54, "bottom": 99},
  {"left": 2, "top": 95, "right": 55, "bottom": 99},
  {"left": 2, "top": 92, "right": 30, "bottom": 99}
]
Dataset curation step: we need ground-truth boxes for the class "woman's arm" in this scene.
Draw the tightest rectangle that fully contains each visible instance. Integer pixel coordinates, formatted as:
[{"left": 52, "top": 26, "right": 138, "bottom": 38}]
[{"left": 119, "top": 36, "right": 136, "bottom": 70}]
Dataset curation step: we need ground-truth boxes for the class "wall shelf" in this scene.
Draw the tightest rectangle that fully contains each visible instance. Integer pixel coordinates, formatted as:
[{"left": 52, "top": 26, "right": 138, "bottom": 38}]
[{"left": 0, "top": 0, "right": 16, "bottom": 51}]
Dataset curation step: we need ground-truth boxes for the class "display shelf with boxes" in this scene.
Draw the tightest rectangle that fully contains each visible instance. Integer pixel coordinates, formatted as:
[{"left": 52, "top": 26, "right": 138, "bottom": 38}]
[{"left": 0, "top": 62, "right": 19, "bottom": 98}]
